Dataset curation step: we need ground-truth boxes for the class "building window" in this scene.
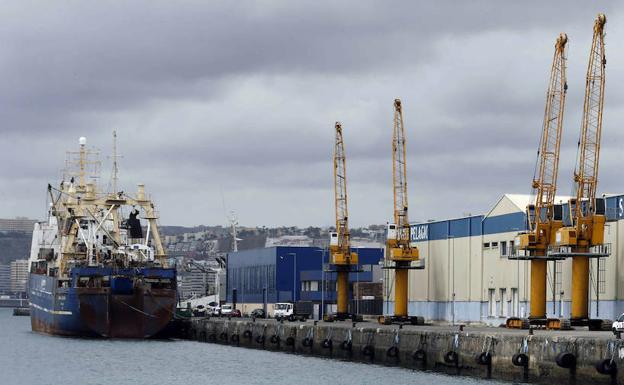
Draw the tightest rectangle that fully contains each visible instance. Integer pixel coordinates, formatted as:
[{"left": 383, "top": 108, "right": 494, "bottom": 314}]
[
  {"left": 511, "top": 288, "right": 518, "bottom": 317},
  {"left": 491, "top": 242, "right": 498, "bottom": 249},
  {"left": 483, "top": 242, "right": 490, "bottom": 249},
  {"left": 500, "top": 241, "right": 507, "bottom": 257},
  {"left": 488, "top": 288, "right": 496, "bottom": 317},
  {"left": 509, "top": 240, "right": 515, "bottom": 256}
]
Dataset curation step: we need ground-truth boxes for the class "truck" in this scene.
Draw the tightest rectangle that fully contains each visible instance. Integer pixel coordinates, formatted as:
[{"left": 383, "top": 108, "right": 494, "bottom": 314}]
[{"left": 273, "top": 301, "right": 313, "bottom": 321}]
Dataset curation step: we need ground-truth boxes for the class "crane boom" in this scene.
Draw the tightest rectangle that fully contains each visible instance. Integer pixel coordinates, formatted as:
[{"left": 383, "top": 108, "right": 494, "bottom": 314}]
[
  {"left": 574, "top": 13, "right": 606, "bottom": 234},
  {"left": 392, "top": 99, "right": 411, "bottom": 246},
  {"left": 333, "top": 122, "right": 350, "bottom": 258},
  {"left": 531, "top": 33, "right": 568, "bottom": 233}
]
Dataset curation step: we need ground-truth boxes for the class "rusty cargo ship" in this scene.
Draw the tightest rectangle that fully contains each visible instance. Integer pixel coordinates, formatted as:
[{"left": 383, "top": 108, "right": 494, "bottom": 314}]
[{"left": 28, "top": 136, "right": 176, "bottom": 338}]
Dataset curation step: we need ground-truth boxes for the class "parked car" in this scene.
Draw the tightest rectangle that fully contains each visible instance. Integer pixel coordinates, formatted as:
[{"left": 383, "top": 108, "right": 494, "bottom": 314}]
[
  {"left": 220, "top": 304, "right": 233, "bottom": 317},
  {"left": 207, "top": 302, "right": 220, "bottom": 316},
  {"left": 250, "top": 308, "right": 266, "bottom": 318},
  {"left": 192, "top": 304, "right": 207, "bottom": 317},
  {"left": 231, "top": 309, "right": 242, "bottom": 317},
  {"left": 612, "top": 313, "right": 624, "bottom": 334}
]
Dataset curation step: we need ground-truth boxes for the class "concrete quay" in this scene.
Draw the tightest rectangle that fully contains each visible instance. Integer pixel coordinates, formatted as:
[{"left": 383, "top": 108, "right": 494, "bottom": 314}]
[{"left": 180, "top": 317, "right": 624, "bottom": 384}]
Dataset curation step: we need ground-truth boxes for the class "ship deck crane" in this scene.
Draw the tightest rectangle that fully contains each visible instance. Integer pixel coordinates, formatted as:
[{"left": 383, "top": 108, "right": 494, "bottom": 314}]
[
  {"left": 506, "top": 33, "right": 569, "bottom": 329},
  {"left": 327, "top": 122, "right": 361, "bottom": 322},
  {"left": 379, "top": 99, "right": 424, "bottom": 325},
  {"left": 553, "top": 13, "right": 609, "bottom": 329}
]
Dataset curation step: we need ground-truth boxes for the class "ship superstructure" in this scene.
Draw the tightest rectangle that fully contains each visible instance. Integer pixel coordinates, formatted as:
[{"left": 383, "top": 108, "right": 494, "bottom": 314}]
[{"left": 29, "top": 136, "right": 176, "bottom": 338}]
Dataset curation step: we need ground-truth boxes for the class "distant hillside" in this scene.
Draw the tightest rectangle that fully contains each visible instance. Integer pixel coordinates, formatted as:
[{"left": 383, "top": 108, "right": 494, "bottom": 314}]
[{"left": 0, "top": 232, "right": 32, "bottom": 264}]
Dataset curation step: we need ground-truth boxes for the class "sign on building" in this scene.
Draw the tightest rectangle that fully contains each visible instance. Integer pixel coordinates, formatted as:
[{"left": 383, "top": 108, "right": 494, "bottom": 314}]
[{"left": 411, "top": 224, "right": 428, "bottom": 242}]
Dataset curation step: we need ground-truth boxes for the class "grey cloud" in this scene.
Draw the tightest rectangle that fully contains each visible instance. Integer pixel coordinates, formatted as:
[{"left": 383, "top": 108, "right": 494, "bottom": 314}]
[{"left": 0, "top": 1, "right": 623, "bottom": 227}]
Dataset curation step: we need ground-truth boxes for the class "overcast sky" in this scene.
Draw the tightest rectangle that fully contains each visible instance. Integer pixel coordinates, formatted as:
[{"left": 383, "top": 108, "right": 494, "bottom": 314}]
[{"left": 1, "top": 1, "right": 623, "bottom": 227}]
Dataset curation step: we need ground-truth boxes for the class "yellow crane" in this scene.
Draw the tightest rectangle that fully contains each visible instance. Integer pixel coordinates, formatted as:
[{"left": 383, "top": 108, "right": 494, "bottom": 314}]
[
  {"left": 328, "top": 122, "right": 359, "bottom": 321},
  {"left": 380, "top": 99, "right": 424, "bottom": 325},
  {"left": 507, "top": 33, "right": 568, "bottom": 329},
  {"left": 554, "top": 14, "right": 609, "bottom": 329}
]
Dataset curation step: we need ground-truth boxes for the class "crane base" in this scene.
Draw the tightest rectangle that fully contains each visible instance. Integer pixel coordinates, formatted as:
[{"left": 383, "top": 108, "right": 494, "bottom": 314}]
[
  {"left": 570, "top": 318, "right": 612, "bottom": 331},
  {"left": 323, "top": 313, "right": 363, "bottom": 322},
  {"left": 377, "top": 315, "right": 425, "bottom": 326},
  {"left": 505, "top": 317, "right": 572, "bottom": 330}
]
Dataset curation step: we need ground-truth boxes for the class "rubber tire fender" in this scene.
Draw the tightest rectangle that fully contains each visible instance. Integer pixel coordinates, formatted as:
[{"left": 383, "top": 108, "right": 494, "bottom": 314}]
[
  {"left": 556, "top": 352, "right": 576, "bottom": 369},
  {"left": 477, "top": 352, "right": 491, "bottom": 365},
  {"left": 243, "top": 330, "right": 252, "bottom": 339},
  {"left": 444, "top": 351, "right": 458, "bottom": 364},
  {"left": 413, "top": 349, "right": 426, "bottom": 361},
  {"left": 387, "top": 346, "right": 399, "bottom": 358},
  {"left": 255, "top": 335, "right": 265, "bottom": 344},
  {"left": 322, "top": 339, "right": 333, "bottom": 349},
  {"left": 340, "top": 340, "right": 352, "bottom": 351},
  {"left": 208, "top": 333, "right": 217, "bottom": 342},
  {"left": 302, "top": 337, "right": 313, "bottom": 347},
  {"left": 285, "top": 336, "right": 295, "bottom": 346},
  {"left": 512, "top": 353, "right": 529, "bottom": 367},
  {"left": 231, "top": 334, "right": 240, "bottom": 343},
  {"left": 219, "top": 332, "right": 228, "bottom": 341},
  {"left": 596, "top": 359, "right": 617, "bottom": 375},
  {"left": 270, "top": 335, "right": 280, "bottom": 344},
  {"left": 362, "top": 345, "right": 375, "bottom": 357}
]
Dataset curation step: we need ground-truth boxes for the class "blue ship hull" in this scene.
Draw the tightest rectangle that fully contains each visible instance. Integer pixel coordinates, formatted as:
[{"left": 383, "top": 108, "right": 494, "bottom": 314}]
[{"left": 29, "top": 267, "right": 177, "bottom": 338}]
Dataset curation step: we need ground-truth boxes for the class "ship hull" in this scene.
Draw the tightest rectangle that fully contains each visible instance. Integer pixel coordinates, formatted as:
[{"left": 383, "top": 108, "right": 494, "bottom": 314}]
[{"left": 30, "top": 268, "right": 176, "bottom": 338}]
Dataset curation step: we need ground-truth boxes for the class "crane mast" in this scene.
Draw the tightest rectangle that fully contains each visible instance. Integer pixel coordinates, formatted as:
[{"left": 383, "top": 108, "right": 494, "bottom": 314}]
[
  {"left": 329, "top": 122, "right": 358, "bottom": 320},
  {"left": 556, "top": 13, "right": 608, "bottom": 324},
  {"left": 382, "top": 99, "right": 423, "bottom": 324},
  {"left": 508, "top": 34, "right": 568, "bottom": 327}
]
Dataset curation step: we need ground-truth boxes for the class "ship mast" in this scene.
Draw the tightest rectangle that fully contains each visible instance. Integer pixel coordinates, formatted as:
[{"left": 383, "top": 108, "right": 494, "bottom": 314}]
[{"left": 112, "top": 129, "right": 119, "bottom": 195}]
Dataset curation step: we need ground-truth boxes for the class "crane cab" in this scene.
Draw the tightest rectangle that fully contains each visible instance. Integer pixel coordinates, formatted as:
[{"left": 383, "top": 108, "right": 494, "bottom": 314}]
[
  {"left": 329, "top": 232, "right": 339, "bottom": 247},
  {"left": 387, "top": 223, "right": 397, "bottom": 242}
]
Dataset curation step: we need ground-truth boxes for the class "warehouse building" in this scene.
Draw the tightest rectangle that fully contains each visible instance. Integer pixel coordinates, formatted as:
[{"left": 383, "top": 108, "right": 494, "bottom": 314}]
[
  {"left": 226, "top": 246, "right": 384, "bottom": 317},
  {"left": 389, "top": 193, "right": 624, "bottom": 325}
]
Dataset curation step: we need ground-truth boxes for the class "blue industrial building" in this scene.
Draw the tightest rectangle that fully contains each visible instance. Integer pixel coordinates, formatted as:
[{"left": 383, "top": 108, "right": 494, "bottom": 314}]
[{"left": 226, "top": 246, "right": 384, "bottom": 315}]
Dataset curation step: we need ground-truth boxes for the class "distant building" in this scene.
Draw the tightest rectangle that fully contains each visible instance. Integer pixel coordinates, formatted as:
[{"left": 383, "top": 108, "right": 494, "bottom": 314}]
[
  {"left": 0, "top": 264, "right": 10, "bottom": 294},
  {"left": 264, "top": 235, "right": 314, "bottom": 247},
  {"left": 177, "top": 260, "right": 220, "bottom": 300},
  {"left": 226, "top": 246, "right": 384, "bottom": 317},
  {"left": 0, "top": 217, "right": 37, "bottom": 233},
  {"left": 10, "top": 259, "right": 28, "bottom": 294}
]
